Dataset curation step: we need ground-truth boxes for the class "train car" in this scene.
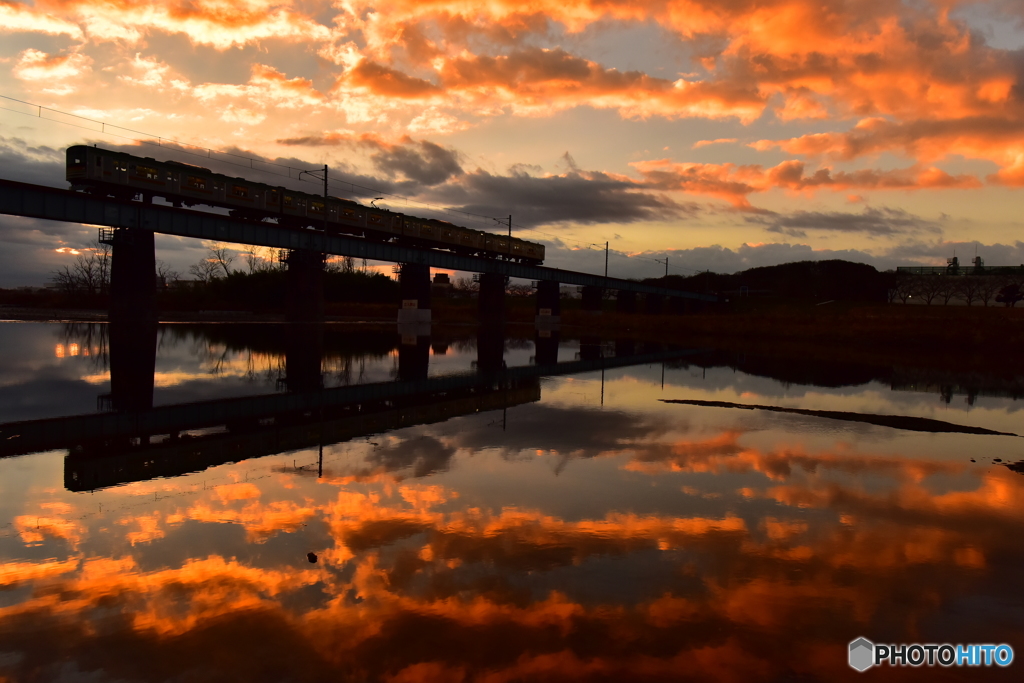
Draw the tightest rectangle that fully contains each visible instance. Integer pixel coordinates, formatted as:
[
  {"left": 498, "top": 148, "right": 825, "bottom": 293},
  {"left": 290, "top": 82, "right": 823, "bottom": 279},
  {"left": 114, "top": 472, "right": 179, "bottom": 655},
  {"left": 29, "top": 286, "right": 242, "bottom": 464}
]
[{"left": 66, "top": 145, "right": 546, "bottom": 264}]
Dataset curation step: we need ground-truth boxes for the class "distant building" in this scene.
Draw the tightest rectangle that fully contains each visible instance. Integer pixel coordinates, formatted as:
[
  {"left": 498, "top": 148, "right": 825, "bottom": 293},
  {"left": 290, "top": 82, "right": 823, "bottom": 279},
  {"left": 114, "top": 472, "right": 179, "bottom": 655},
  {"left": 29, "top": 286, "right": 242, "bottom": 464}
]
[{"left": 896, "top": 255, "right": 1023, "bottom": 276}]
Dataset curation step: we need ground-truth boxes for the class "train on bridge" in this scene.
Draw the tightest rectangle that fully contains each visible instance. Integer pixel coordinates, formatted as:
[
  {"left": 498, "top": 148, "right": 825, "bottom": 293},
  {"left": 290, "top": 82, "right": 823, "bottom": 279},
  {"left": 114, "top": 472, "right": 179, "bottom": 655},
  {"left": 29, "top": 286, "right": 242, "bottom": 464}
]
[{"left": 66, "top": 145, "right": 545, "bottom": 264}]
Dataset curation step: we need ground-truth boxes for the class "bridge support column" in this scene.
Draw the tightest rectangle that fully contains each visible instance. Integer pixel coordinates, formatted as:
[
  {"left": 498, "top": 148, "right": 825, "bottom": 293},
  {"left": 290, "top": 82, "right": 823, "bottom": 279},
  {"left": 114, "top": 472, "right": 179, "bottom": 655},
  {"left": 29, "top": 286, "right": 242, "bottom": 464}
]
[
  {"left": 398, "top": 263, "right": 431, "bottom": 325},
  {"left": 581, "top": 285, "right": 603, "bottom": 314},
  {"left": 476, "top": 324, "right": 506, "bottom": 374},
  {"left": 645, "top": 293, "right": 663, "bottom": 315},
  {"left": 108, "top": 228, "right": 156, "bottom": 323},
  {"left": 104, "top": 320, "right": 157, "bottom": 412},
  {"left": 535, "top": 280, "right": 561, "bottom": 325},
  {"left": 286, "top": 250, "right": 324, "bottom": 322},
  {"left": 534, "top": 327, "right": 560, "bottom": 366},
  {"left": 579, "top": 336, "right": 603, "bottom": 361},
  {"left": 614, "top": 338, "right": 636, "bottom": 358},
  {"left": 615, "top": 290, "right": 637, "bottom": 314},
  {"left": 478, "top": 273, "right": 506, "bottom": 323},
  {"left": 284, "top": 324, "right": 324, "bottom": 393},
  {"left": 398, "top": 333, "right": 431, "bottom": 382}
]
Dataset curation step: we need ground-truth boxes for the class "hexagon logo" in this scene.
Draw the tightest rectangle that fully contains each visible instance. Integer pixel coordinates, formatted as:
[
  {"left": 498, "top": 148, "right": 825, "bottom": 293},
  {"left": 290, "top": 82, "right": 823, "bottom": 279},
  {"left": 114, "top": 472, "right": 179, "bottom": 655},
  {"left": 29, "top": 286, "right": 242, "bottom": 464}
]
[{"left": 849, "top": 637, "right": 875, "bottom": 672}]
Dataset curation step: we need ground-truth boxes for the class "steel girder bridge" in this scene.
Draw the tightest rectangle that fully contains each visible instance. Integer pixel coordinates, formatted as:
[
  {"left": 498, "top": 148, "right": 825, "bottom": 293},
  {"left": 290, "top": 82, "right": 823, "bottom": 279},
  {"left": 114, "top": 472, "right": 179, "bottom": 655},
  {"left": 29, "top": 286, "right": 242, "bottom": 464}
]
[{"left": 0, "top": 178, "right": 716, "bottom": 302}]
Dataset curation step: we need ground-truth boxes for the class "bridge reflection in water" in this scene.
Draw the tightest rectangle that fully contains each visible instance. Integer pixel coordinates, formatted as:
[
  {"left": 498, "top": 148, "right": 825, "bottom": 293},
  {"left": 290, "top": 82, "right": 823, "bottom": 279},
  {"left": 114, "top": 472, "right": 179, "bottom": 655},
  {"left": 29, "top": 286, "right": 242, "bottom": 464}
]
[{"left": 0, "top": 322, "right": 701, "bottom": 492}]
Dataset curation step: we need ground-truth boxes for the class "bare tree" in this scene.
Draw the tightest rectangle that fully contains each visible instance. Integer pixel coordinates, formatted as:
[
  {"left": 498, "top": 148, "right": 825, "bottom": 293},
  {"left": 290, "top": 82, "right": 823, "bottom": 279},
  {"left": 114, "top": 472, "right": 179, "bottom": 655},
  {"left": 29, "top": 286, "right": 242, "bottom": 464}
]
[
  {"left": 209, "top": 245, "right": 235, "bottom": 277},
  {"left": 955, "top": 276, "right": 982, "bottom": 306},
  {"left": 978, "top": 277, "right": 1002, "bottom": 307},
  {"left": 891, "top": 275, "right": 915, "bottom": 304},
  {"left": 156, "top": 260, "right": 181, "bottom": 287},
  {"left": 452, "top": 276, "right": 479, "bottom": 296},
  {"left": 243, "top": 246, "right": 276, "bottom": 274},
  {"left": 49, "top": 243, "right": 111, "bottom": 295},
  {"left": 938, "top": 277, "right": 960, "bottom": 305},
  {"left": 912, "top": 275, "right": 946, "bottom": 305},
  {"left": 506, "top": 282, "right": 533, "bottom": 297},
  {"left": 188, "top": 257, "right": 221, "bottom": 283}
]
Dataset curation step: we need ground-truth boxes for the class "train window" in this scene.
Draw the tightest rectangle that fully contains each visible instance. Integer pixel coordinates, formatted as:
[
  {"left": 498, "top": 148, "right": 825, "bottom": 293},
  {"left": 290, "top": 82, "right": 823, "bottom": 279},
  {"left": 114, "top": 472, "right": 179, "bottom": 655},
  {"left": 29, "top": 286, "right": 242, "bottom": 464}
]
[
  {"left": 186, "top": 175, "right": 207, "bottom": 190},
  {"left": 284, "top": 195, "right": 294, "bottom": 207},
  {"left": 165, "top": 172, "right": 174, "bottom": 181},
  {"left": 116, "top": 162, "right": 127, "bottom": 172},
  {"left": 95, "top": 157, "right": 102, "bottom": 167},
  {"left": 231, "top": 185, "right": 249, "bottom": 198},
  {"left": 310, "top": 201, "right": 324, "bottom": 214},
  {"left": 268, "top": 190, "right": 279, "bottom": 203},
  {"left": 134, "top": 164, "right": 159, "bottom": 179},
  {"left": 72, "top": 157, "right": 82, "bottom": 165}
]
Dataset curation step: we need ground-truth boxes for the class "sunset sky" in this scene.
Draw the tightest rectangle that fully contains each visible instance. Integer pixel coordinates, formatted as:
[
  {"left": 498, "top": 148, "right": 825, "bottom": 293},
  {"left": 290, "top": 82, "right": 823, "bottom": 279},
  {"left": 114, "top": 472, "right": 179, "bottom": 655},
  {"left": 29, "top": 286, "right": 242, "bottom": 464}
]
[{"left": 2, "top": 0, "right": 1024, "bottom": 285}]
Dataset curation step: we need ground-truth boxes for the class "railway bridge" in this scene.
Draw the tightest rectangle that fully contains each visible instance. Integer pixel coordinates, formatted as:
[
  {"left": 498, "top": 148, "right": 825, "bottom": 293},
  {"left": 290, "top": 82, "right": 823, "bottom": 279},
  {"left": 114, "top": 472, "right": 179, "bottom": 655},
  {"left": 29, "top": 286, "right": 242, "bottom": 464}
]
[{"left": 0, "top": 178, "right": 717, "bottom": 322}]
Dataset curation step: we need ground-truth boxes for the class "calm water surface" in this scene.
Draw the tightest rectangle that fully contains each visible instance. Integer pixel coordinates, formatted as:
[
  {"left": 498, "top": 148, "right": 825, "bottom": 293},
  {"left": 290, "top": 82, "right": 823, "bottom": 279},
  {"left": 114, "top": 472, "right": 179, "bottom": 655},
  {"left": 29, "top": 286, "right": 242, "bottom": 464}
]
[{"left": 0, "top": 322, "right": 1022, "bottom": 682}]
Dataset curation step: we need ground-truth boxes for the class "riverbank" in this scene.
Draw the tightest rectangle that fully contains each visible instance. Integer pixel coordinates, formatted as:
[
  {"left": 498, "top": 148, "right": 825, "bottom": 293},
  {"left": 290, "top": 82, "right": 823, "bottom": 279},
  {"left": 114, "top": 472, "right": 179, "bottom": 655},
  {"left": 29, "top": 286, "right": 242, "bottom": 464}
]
[{"left": 4, "top": 300, "right": 1023, "bottom": 367}]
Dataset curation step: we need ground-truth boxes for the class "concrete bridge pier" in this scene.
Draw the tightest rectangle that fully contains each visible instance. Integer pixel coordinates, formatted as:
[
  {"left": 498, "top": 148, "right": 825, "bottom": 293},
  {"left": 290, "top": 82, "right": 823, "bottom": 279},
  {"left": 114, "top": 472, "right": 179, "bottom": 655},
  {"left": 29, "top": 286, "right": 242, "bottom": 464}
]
[
  {"left": 614, "top": 338, "right": 636, "bottom": 358},
  {"left": 579, "top": 336, "right": 603, "bottom": 361},
  {"left": 478, "top": 273, "right": 506, "bottom": 323},
  {"left": 107, "top": 228, "right": 156, "bottom": 323},
  {"left": 284, "top": 324, "right": 324, "bottom": 393},
  {"left": 645, "top": 293, "right": 664, "bottom": 315},
  {"left": 615, "top": 290, "right": 637, "bottom": 314},
  {"left": 286, "top": 249, "right": 325, "bottom": 322},
  {"left": 534, "top": 328, "right": 560, "bottom": 366},
  {"left": 581, "top": 285, "right": 604, "bottom": 314},
  {"left": 398, "top": 263, "right": 431, "bottom": 325},
  {"left": 476, "top": 324, "right": 506, "bottom": 374},
  {"left": 535, "top": 280, "right": 561, "bottom": 325},
  {"left": 398, "top": 333, "right": 431, "bottom": 382},
  {"left": 104, "top": 319, "right": 157, "bottom": 412}
]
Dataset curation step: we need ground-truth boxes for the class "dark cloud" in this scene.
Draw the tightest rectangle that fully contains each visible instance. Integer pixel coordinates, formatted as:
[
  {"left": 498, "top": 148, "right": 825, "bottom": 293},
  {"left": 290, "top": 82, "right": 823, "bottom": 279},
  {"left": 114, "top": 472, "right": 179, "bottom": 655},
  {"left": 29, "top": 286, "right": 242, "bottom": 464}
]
[
  {"left": 369, "top": 139, "right": 463, "bottom": 186},
  {"left": 0, "top": 137, "right": 67, "bottom": 188},
  {"left": 273, "top": 135, "right": 462, "bottom": 189},
  {"left": 432, "top": 168, "right": 694, "bottom": 226},
  {"left": 750, "top": 207, "right": 942, "bottom": 238},
  {"left": 431, "top": 405, "right": 670, "bottom": 461},
  {"left": 368, "top": 434, "right": 458, "bottom": 478}
]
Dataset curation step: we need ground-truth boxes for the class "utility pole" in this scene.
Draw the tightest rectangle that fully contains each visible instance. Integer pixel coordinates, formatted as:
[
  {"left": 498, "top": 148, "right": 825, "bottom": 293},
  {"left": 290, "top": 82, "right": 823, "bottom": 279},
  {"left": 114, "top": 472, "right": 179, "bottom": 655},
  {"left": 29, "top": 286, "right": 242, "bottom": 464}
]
[
  {"left": 300, "top": 164, "right": 329, "bottom": 231},
  {"left": 604, "top": 241, "right": 609, "bottom": 278}
]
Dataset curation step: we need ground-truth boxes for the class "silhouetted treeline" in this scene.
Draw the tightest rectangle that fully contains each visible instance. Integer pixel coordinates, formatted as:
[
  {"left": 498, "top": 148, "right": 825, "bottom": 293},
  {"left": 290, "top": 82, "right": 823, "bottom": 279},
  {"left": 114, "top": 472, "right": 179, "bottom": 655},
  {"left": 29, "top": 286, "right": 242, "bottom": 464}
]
[
  {"left": 644, "top": 260, "right": 892, "bottom": 303},
  {"left": 2, "top": 268, "right": 399, "bottom": 313},
  {"left": 157, "top": 269, "right": 399, "bottom": 311}
]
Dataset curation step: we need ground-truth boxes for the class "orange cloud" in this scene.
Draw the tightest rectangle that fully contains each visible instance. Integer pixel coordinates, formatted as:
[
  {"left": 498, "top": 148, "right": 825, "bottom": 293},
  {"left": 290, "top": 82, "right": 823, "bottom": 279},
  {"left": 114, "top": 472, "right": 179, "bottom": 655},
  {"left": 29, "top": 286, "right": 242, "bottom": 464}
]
[
  {"left": 0, "top": 2, "right": 84, "bottom": 38},
  {"left": 27, "top": 0, "right": 331, "bottom": 49},
  {"left": 632, "top": 157, "right": 982, "bottom": 206},
  {"left": 335, "top": 48, "right": 766, "bottom": 122},
  {"left": 12, "top": 48, "right": 91, "bottom": 94},
  {"left": 1, "top": 448, "right": 1021, "bottom": 683}
]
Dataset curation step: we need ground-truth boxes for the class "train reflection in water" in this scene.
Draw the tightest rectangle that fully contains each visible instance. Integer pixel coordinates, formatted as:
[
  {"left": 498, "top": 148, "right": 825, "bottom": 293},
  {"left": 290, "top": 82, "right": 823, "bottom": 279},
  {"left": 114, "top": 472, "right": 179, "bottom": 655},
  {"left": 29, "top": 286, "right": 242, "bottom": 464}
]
[{"left": 0, "top": 322, "right": 702, "bottom": 492}]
